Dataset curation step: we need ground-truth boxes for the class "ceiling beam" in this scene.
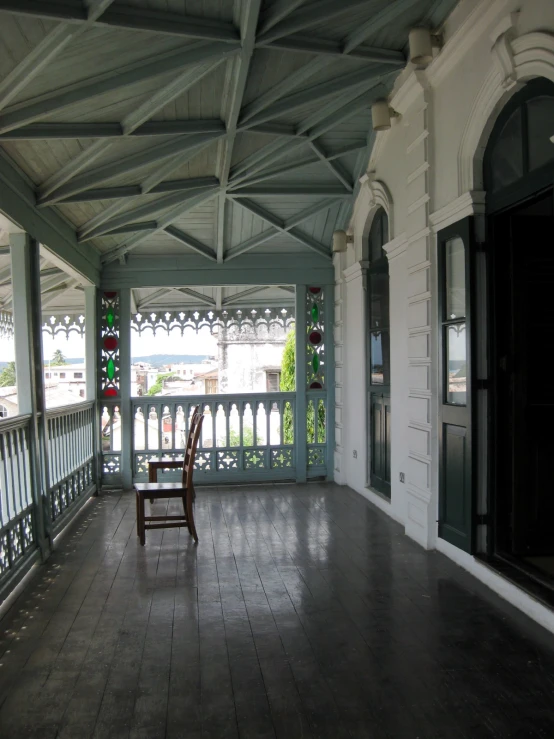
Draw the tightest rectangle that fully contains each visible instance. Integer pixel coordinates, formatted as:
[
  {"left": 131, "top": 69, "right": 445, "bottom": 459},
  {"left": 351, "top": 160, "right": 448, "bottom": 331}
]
[
  {"left": 78, "top": 187, "right": 215, "bottom": 241},
  {"left": 37, "top": 58, "right": 226, "bottom": 203},
  {"left": 246, "top": 123, "right": 299, "bottom": 137},
  {"left": 137, "top": 287, "right": 168, "bottom": 310},
  {"left": 102, "top": 188, "right": 220, "bottom": 264},
  {"left": 215, "top": 286, "right": 222, "bottom": 310},
  {"left": 222, "top": 286, "right": 267, "bottom": 305},
  {"left": 230, "top": 142, "right": 365, "bottom": 188},
  {"left": 0, "top": 120, "right": 226, "bottom": 140},
  {"left": 0, "top": 41, "right": 239, "bottom": 134},
  {"left": 239, "top": 56, "right": 333, "bottom": 124},
  {"left": 52, "top": 176, "right": 220, "bottom": 204},
  {"left": 225, "top": 196, "right": 341, "bottom": 261},
  {"left": 164, "top": 226, "right": 217, "bottom": 262},
  {"left": 39, "top": 131, "right": 224, "bottom": 205},
  {"left": 241, "top": 64, "right": 391, "bottom": 129},
  {"left": 215, "top": 0, "right": 261, "bottom": 263},
  {"left": 256, "top": 0, "right": 378, "bottom": 44},
  {"left": 0, "top": 2, "right": 240, "bottom": 42},
  {"left": 0, "top": 1, "right": 115, "bottom": 112},
  {"left": 121, "top": 58, "right": 224, "bottom": 135},
  {"left": 233, "top": 198, "right": 331, "bottom": 259},
  {"left": 262, "top": 37, "right": 405, "bottom": 65},
  {"left": 343, "top": 0, "right": 422, "bottom": 54},
  {"left": 257, "top": 0, "right": 306, "bottom": 35},
  {"left": 174, "top": 287, "right": 216, "bottom": 306},
  {"left": 40, "top": 279, "right": 79, "bottom": 309},
  {"left": 130, "top": 288, "right": 138, "bottom": 315},
  {"left": 101, "top": 221, "right": 159, "bottom": 237},
  {"left": 229, "top": 185, "right": 351, "bottom": 197},
  {"left": 308, "top": 140, "right": 353, "bottom": 191}
]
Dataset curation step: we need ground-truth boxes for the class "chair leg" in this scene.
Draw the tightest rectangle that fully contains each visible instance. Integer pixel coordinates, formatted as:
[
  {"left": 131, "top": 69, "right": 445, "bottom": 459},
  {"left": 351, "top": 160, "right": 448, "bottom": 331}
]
[
  {"left": 138, "top": 494, "right": 146, "bottom": 546},
  {"left": 136, "top": 492, "right": 140, "bottom": 537},
  {"left": 186, "top": 487, "right": 198, "bottom": 543}
]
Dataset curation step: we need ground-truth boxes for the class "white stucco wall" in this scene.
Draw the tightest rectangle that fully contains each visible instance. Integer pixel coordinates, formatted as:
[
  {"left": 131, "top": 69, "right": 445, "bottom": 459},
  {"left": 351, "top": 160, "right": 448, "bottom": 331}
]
[{"left": 337, "top": 0, "right": 554, "bottom": 554}]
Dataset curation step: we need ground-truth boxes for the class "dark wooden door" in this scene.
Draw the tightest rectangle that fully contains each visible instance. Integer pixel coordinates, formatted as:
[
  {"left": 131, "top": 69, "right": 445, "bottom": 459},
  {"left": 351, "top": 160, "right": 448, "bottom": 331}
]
[
  {"left": 438, "top": 218, "right": 475, "bottom": 553},
  {"left": 370, "top": 392, "right": 391, "bottom": 495},
  {"left": 502, "top": 208, "right": 554, "bottom": 555}
]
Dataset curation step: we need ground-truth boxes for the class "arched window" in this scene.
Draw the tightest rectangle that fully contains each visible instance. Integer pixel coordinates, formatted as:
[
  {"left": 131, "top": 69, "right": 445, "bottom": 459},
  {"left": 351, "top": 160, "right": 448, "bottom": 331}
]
[
  {"left": 367, "top": 207, "right": 391, "bottom": 497},
  {"left": 485, "top": 78, "right": 554, "bottom": 212},
  {"left": 0, "top": 404, "right": 8, "bottom": 419}
]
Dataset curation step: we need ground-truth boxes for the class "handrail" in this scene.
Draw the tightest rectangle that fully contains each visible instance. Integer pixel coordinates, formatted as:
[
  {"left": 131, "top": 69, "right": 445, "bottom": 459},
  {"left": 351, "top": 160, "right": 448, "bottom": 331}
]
[
  {"left": 0, "top": 413, "right": 32, "bottom": 434},
  {"left": 131, "top": 391, "right": 295, "bottom": 405},
  {"left": 45, "top": 400, "right": 95, "bottom": 419}
]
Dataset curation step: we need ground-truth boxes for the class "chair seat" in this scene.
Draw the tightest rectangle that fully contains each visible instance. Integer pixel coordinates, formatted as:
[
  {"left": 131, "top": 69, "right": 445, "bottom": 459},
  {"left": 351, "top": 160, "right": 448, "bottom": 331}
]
[{"left": 135, "top": 482, "right": 187, "bottom": 496}]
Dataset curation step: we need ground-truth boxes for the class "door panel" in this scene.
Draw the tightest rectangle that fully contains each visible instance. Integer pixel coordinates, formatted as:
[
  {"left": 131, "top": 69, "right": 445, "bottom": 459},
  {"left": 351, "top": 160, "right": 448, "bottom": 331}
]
[
  {"left": 438, "top": 218, "right": 475, "bottom": 553},
  {"left": 370, "top": 392, "right": 391, "bottom": 497},
  {"left": 510, "top": 214, "right": 554, "bottom": 555}
]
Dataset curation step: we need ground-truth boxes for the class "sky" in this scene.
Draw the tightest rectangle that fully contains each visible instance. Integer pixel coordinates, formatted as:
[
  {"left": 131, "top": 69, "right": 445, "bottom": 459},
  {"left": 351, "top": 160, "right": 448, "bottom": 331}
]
[{"left": 0, "top": 326, "right": 217, "bottom": 364}]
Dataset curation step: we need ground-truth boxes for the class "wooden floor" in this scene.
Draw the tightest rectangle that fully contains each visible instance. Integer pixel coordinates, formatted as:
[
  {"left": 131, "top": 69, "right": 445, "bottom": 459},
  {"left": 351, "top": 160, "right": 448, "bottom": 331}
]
[{"left": 1, "top": 483, "right": 554, "bottom": 738}]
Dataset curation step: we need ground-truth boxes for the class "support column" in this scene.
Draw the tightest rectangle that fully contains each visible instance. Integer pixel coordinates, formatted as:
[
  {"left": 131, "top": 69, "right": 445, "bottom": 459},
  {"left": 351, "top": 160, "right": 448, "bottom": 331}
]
[
  {"left": 84, "top": 286, "right": 97, "bottom": 402},
  {"left": 325, "top": 282, "right": 335, "bottom": 481},
  {"left": 10, "top": 232, "right": 51, "bottom": 556},
  {"left": 119, "top": 288, "right": 132, "bottom": 489},
  {"left": 295, "top": 285, "right": 307, "bottom": 483}
]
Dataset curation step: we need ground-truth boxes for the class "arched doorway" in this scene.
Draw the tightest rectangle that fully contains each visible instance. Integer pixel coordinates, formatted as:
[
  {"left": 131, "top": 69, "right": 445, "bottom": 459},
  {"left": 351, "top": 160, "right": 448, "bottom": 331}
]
[
  {"left": 366, "top": 207, "right": 391, "bottom": 497},
  {"left": 486, "top": 78, "right": 554, "bottom": 578}
]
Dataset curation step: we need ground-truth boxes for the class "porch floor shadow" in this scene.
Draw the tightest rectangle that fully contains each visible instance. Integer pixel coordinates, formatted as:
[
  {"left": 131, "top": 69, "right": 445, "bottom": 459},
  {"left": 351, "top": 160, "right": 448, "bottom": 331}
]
[{"left": 1, "top": 483, "right": 554, "bottom": 738}]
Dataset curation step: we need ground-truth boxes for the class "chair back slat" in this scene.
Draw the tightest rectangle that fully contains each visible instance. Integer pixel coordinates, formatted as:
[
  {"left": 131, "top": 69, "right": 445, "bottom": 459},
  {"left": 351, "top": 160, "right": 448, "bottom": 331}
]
[
  {"left": 181, "top": 406, "right": 200, "bottom": 485},
  {"left": 185, "top": 414, "right": 204, "bottom": 490}
]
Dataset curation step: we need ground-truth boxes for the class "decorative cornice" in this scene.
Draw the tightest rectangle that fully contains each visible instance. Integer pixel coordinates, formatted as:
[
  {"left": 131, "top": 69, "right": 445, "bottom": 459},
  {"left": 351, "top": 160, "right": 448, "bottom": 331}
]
[
  {"left": 343, "top": 260, "right": 368, "bottom": 283},
  {"left": 429, "top": 191, "right": 486, "bottom": 232},
  {"left": 491, "top": 12, "right": 520, "bottom": 90},
  {"left": 383, "top": 233, "right": 408, "bottom": 261}
]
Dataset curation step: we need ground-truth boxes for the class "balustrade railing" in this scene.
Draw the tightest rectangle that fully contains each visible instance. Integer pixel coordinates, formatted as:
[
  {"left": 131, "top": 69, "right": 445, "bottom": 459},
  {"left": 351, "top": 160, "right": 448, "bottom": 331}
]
[
  {"left": 131, "top": 393, "right": 296, "bottom": 483},
  {"left": 46, "top": 402, "right": 95, "bottom": 528},
  {"left": 0, "top": 414, "right": 36, "bottom": 586}
]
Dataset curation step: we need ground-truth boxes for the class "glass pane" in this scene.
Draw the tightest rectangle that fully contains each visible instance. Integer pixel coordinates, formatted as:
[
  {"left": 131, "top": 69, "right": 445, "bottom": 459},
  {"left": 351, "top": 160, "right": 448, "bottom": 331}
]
[
  {"left": 490, "top": 107, "right": 523, "bottom": 192},
  {"left": 445, "top": 236, "right": 466, "bottom": 320},
  {"left": 446, "top": 324, "right": 467, "bottom": 405},
  {"left": 368, "top": 208, "right": 389, "bottom": 262},
  {"left": 370, "top": 271, "right": 389, "bottom": 329},
  {"left": 370, "top": 331, "right": 390, "bottom": 385},
  {"left": 527, "top": 96, "right": 554, "bottom": 172}
]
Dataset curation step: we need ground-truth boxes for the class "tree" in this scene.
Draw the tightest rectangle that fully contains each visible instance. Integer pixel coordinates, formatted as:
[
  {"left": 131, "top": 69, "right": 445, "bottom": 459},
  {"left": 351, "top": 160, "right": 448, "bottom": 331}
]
[
  {"left": 147, "top": 373, "right": 180, "bottom": 396},
  {"left": 279, "top": 329, "right": 325, "bottom": 446},
  {"left": 0, "top": 361, "right": 16, "bottom": 387},
  {"left": 51, "top": 349, "right": 67, "bottom": 366}
]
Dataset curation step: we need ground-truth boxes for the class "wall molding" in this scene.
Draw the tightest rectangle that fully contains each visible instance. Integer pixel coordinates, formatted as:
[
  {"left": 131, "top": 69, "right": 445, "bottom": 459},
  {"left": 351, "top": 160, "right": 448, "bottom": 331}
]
[
  {"left": 383, "top": 232, "right": 407, "bottom": 261},
  {"left": 429, "top": 191, "right": 486, "bottom": 232}
]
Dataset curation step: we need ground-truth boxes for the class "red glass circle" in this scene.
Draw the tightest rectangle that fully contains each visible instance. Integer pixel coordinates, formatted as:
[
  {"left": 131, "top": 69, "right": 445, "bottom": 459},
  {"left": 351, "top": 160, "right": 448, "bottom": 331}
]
[
  {"left": 104, "top": 387, "right": 118, "bottom": 397},
  {"left": 308, "top": 287, "right": 321, "bottom": 294},
  {"left": 309, "top": 381, "right": 323, "bottom": 389},
  {"left": 309, "top": 330, "right": 322, "bottom": 345},
  {"left": 104, "top": 291, "right": 117, "bottom": 298},
  {"left": 103, "top": 336, "right": 118, "bottom": 351}
]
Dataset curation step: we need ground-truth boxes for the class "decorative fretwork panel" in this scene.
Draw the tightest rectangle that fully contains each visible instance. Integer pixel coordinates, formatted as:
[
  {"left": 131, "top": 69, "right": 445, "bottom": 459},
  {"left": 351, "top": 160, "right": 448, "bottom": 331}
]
[
  {"left": 305, "top": 287, "right": 325, "bottom": 390},
  {"left": 308, "top": 446, "right": 326, "bottom": 468},
  {"left": 132, "top": 393, "right": 296, "bottom": 483},
  {"left": 103, "top": 455, "right": 121, "bottom": 476},
  {"left": 99, "top": 291, "right": 120, "bottom": 399},
  {"left": 42, "top": 313, "right": 85, "bottom": 339},
  {"left": 0, "top": 310, "right": 14, "bottom": 340},
  {"left": 131, "top": 308, "right": 294, "bottom": 337}
]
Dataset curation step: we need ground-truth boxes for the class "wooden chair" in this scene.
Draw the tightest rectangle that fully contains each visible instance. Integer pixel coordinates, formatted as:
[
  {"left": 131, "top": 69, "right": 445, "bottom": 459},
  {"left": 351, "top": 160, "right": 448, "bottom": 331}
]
[{"left": 134, "top": 411, "right": 203, "bottom": 545}]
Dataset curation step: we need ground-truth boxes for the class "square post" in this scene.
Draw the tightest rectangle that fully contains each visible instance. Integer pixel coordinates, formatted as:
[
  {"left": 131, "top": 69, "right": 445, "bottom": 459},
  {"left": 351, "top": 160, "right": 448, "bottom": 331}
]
[
  {"left": 295, "top": 285, "right": 307, "bottom": 483},
  {"left": 10, "top": 233, "right": 52, "bottom": 557},
  {"left": 119, "top": 288, "right": 132, "bottom": 488},
  {"left": 85, "top": 285, "right": 101, "bottom": 489},
  {"left": 325, "top": 282, "right": 335, "bottom": 481}
]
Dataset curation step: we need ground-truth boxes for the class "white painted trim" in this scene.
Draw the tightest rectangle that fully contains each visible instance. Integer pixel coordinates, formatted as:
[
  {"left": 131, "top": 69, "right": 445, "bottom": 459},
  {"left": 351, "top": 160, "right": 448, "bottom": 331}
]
[
  {"left": 458, "top": 30, "right": 554, "bottom": 195},
  {"left": 427, "top": 0, "right": 513, "bottom": 87},
  {"left": 429, "top": 191, "right": 486, "bottom": 232},
  {"left": 437, "top": 538, "right": 554, "bottom": 636},
  {"left": 354, "top": 484, "right": 405, "bottom": 526},
  {"left": 343, "top": 260, "right": 368, "bottom": 283}
]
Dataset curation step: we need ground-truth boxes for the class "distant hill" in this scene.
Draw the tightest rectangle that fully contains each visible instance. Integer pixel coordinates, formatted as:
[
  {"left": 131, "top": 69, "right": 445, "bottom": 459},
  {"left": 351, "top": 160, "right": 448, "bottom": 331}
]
[{"left": 132, "top": 354, "right": 211, "bottom": 368}]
